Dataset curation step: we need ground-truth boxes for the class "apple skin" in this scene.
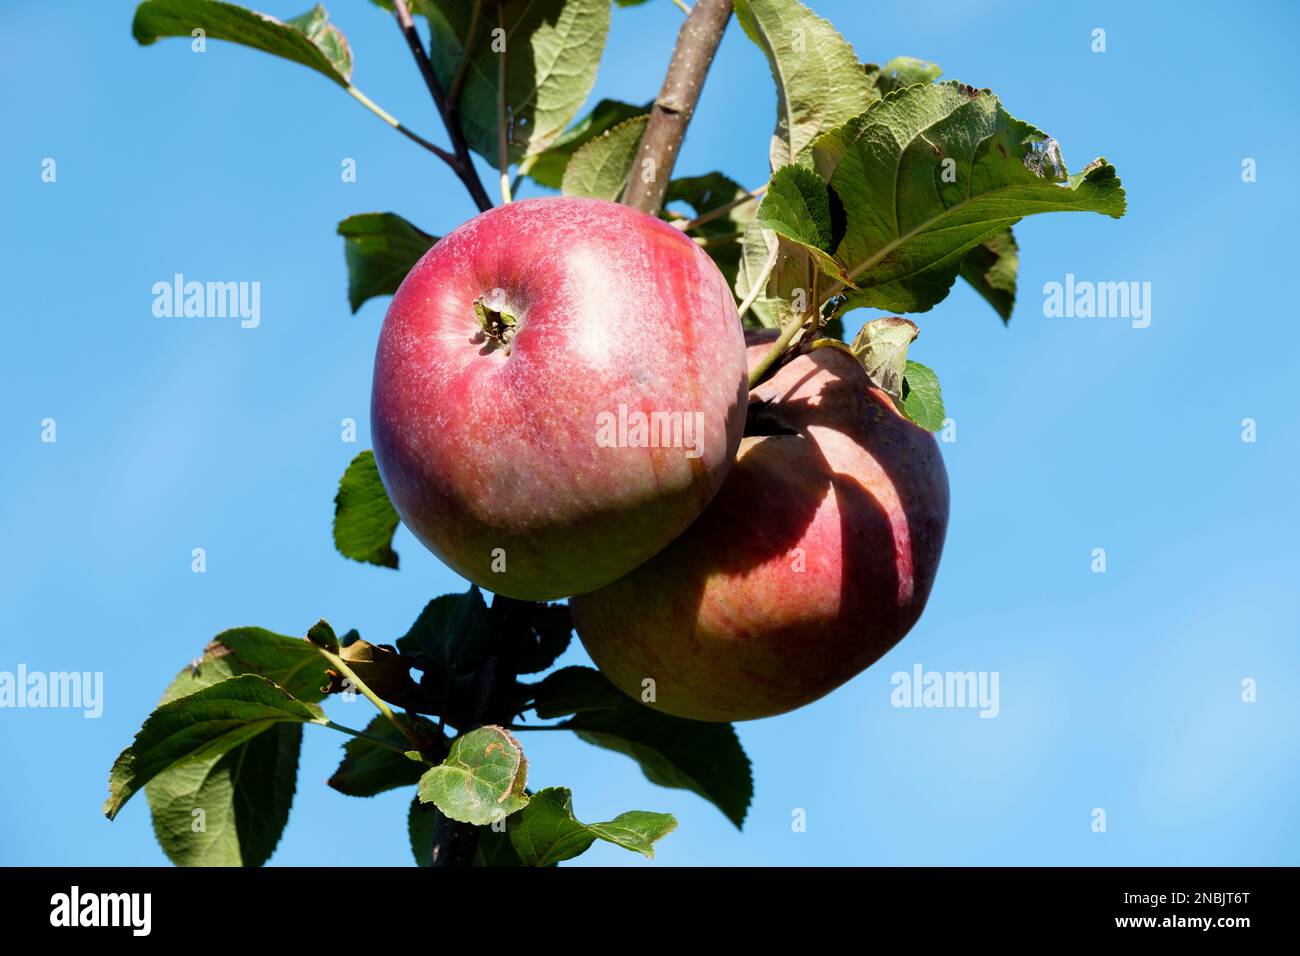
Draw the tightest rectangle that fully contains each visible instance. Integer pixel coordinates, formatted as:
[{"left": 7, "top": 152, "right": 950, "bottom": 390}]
[
  {"left": 570, "top": 329, "right": 950, "bottom": 721},
  {"left": 371, "top": 196, "right": 748, "bottom": 601}
]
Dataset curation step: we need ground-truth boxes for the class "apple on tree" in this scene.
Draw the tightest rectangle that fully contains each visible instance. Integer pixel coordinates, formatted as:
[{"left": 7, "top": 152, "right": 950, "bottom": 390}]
[
  {"left": 371, "top": 196, "right": 748, "bottom": 602},
  {"left": 571, "top": 328, "right": 951, "bottom": 722}
]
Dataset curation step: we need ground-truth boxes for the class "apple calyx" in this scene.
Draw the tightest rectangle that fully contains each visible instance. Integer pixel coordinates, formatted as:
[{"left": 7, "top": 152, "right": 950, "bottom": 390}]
[{"left": 474, "top": 298, "right": 519, "bottom": 355}]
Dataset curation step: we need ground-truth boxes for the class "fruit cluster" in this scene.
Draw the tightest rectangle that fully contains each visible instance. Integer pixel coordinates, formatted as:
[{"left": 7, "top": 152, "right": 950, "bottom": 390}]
[{"left": 372, "top": 196, "right": 949, "bottom": 722}]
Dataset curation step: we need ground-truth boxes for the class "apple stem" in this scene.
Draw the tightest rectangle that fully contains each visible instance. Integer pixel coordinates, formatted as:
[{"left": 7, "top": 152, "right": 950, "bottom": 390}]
[{"left": 747, "top": 314, "right": 806, "bottom": 390}]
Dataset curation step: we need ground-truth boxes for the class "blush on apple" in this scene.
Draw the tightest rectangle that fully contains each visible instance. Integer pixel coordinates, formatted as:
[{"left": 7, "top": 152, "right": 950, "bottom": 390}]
[
  {"left": 570, "top": 329, "right": 950, "bottom": 721},
  {"left": 371, "top": 197, "right": 748, "bottom": 601}
]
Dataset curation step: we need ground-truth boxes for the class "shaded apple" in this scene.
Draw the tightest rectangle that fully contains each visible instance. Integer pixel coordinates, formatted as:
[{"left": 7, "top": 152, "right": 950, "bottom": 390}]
[
  {"left": 371, "top": 197, "right": 748, "bottom": 601},
  {"left": 570, "top": 329, "right": 950, "bottom": 721}
]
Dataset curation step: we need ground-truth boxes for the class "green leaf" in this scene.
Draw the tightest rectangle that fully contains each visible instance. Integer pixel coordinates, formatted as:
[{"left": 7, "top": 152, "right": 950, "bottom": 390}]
[
  {"left": 106, "top": 674, "right": 323, "bottom": 820},
  {"left": 333, "top": 450, "right": 400, "bottom": 569},
  {"left": 337, "top": 213, "right": 436, "bottom": 313},
  {"left": 508, "top": 787, "right": 676, "bottom": 865},
  {"left": 733, "top": 0, "right": 878, "bottom": 169},
  {"left": 511, "top": 603, "right": 573, "bottom": 675},
  {"left": 475, "top": 825, "right": 528, "bottom": 866},
  {"left": 849, "top": 316, "right": 919, "bottom": 403},
  {"left": 133, "top": 0, "right": 353, "bottom": 85},
  {"left": 734, "top": 221, "right": 780, "bottom": 328},
  {"left": 809, "top": 81, "right": 1125, "bottom": 315},
  {"left": 146, "top": 723, "right": 302, "bottom": 867},
  {"left": 527, "top": 667, "right": 753, "bottom": 829},
  {"left": 418, "top": 726, "right": 529, "bottom": 825},
  {"left": 396, "top": 586, "right": 493, "bottom": 682},
  {"left": 753, "top": 165, "right": 849, "bottom": 286},
  {"left": 520, "top": 99, "right": 649, "bottom": 188},
  {"left": 560, "top": 114, "right": 650, "bottom": 201},
  {"left": 159, "top": 627, "right": 332, "bottom": 706},
  {"left": 137, "top": 627, "right": 330, "bottom": 865},
  {"left": 529, "top": 665, "right": 629, "bottom": 717},
  {"left": 422, "top": 0, "right": 611, "bottom": 167},
  {"left": 283, "top": 3, "right": 352, "bottom": 78},
  {"left": 756, "top": 164, "right": 833, "bottom": 252},
  {"left": 843, "top": 59, "right": 1021, "bottom": 320},
  {"left": 407, "top": 794, "right": 437, "bottom": 867},
  {"left": 959, "top": 228, "right": 1018, "bottom": 322},
  {"left": 866, "top": 55, "right": 943, "bottom": 96},
  {"left": 305, "top": 618, "right": 339, "bottom": 654},
  {"left": 337, "top": 636, "right": 437, "bottom": 713},
  {"left": 329, "top": 715, "right": 435, "bottom": 797},
  {"left": 901, "top": 359, "right": 945, "bottom": 432}
]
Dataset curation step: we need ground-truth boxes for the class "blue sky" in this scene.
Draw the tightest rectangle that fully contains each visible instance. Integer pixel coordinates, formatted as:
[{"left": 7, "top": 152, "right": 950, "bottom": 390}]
[{"left": 2, "top": 0, "right": 1297, "bottom": 866}]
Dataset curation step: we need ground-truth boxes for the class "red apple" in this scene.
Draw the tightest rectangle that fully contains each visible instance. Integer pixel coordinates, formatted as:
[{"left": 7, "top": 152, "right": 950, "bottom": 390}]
[
  {"left": 371, "top": 197, "right": 748, "bottom": 601},
  {"left": 570, "top": 329, "right": 950, "bottom": 721}
]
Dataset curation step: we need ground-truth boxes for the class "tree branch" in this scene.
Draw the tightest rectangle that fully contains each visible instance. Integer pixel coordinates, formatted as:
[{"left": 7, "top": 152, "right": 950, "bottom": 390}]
[
  {"left": 392, "top": 0, "right": 494, "bottom": 213},
  {"left": 622, "top": 0, "right": 733, "bottom": 214},
  {"left": 429, "top": 596, "right": 527, "bottom": 867}
]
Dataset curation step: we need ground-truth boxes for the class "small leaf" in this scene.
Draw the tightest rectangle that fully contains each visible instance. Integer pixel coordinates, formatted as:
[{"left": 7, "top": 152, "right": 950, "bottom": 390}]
[
  {"left": 756, "top": 164, "right": 832, "bottom": 251},
  {"left": 511, "top": 603, "right": 574, "bottom": 676},
  {"left": 283, "top": 3, "right": 352, "bottom": 79},
  {"left": 866, "top": 55, "right": 943, "bottom": 96},
  {"left": 733, "top": 0, "right": 879, "bottom": 168},
  {"left": 106, "top": 674, "right": 323, "bottom": 820},
  {"left": 560, "top": 114, "right": 650, "bottom": 201},
  {"left": 521, "top": 99, "right": 649, "bottom": 188},
  {"left": 959, "top": 228, "right": 1018, "bottom": 322},
  {"left": 333, "top": 450, "right": 400, "bottom": 569},
  {"left": 850, "top": 317, "right": 919, "bottom": 403},
  {"left": 329, "top": 715, "right": 436, "bottom": 798},
  {"left": 133, "top": 0, "right": 353, "bottom": 85},
  {"left": 417, "top": 726, "right": 529, "bottom": 825},
  {"left": 336, "top": 637, "right": 436, "bottom": 713},
  {"left": 526, "top": 667, "right": 753, "bottom": 829},
  {"left": 753, "top": 166, "right": 850, "bottom": 286},
  {"left": 508, "top": 787, "right": 676, "bottom": 866},
  {"left": 305, "top": 618, "right": 339, "bottom": 654},
  {"left": 337, "top": 213, "right": 437, "bottom": 313},
  {"left": 901, "top": 360, "right": 946, "bottom": 432}
]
